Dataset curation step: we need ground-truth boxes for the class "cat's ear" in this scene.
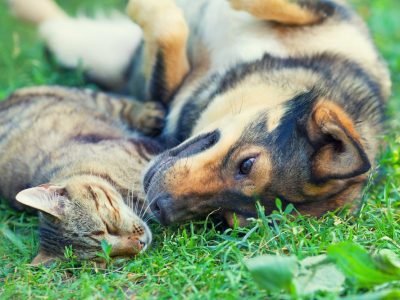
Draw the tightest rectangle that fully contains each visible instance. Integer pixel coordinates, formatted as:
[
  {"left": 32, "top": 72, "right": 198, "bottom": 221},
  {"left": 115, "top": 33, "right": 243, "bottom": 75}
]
[
  {"left": 15, "top": 184, "right": 68, "bottom": 219},
  {"left": 30, "top": 250, "right": 58, "bottom": 266}
]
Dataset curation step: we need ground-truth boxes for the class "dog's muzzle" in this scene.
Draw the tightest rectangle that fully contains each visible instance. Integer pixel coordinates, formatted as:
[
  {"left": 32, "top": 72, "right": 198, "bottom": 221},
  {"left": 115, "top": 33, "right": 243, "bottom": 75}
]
[{"left": 143, "top": 130, "right": 220, "bottom": 225}]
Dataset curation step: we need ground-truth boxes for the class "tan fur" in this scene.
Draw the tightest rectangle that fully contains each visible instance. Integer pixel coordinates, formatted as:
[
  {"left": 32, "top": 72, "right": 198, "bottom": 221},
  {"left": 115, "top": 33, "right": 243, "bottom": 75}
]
[
  {"left": 165, "top": 139, "right": 272, "bottom": 202},
  {"left": 310, "top": 101, "right": 362, "bottom": 144},
  {"left": 192, "top": 74, "right": 298, "bottom": 136},
  {"left": 229, "top": 0, "right": 322, "bottom": 25},
  {"left": 296, "top": 181, "right": 364, "bottom": 216}
]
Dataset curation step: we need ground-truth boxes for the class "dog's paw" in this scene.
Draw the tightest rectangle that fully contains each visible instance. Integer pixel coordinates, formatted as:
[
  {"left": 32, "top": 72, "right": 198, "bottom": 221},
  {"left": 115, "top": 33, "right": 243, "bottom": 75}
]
[
  {"left": 126, "top": 0, "right": 177, "bottom": 24},
  {"left": 126, "top": 0, "right": 188, "bottom": 41},
  {"left": 227, "top": 0, "right": 253, "bottom": 12},
  {"left": 134, "top": 101, "right": 166, "bottom": 136}
]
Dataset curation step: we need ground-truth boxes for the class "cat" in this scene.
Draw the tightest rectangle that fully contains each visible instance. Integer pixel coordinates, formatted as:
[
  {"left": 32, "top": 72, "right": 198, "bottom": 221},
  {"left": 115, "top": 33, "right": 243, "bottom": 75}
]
[{"left": 0, "top": 86, "right": 165, "bottom": 264}]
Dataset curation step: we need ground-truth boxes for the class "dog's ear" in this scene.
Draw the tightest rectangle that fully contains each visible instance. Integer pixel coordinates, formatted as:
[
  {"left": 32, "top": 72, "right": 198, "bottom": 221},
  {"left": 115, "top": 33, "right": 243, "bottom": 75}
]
[{"left": 306, "top": 101, "right": 371, "bottom": 182}]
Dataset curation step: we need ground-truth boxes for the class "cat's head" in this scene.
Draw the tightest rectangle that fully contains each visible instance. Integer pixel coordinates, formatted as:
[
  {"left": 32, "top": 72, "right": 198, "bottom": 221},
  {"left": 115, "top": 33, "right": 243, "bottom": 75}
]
[{"left": 15, "top": 175, "right": 151, "bottom": 265}]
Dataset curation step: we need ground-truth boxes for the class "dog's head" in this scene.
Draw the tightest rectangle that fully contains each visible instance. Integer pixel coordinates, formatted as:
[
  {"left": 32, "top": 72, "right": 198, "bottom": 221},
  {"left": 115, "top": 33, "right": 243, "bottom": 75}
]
[
  {"left": 144, "top": 59, "right": 380, "bottom": 226},
  {"left": 145, "top": 96, "right": 372, "bottom": 226}
]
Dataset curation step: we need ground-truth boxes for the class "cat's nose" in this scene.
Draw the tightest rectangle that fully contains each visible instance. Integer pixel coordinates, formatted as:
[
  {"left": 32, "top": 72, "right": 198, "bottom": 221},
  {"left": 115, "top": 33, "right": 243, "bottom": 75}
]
[
  {"left": 138, "top": 240, "right": 146, "bottom": 249},
  {"left": 109, "top": 237, "right": 143, "bottom": 257},
  {"left": 139, "top": 220, "right": 152, "bottom": 251}
]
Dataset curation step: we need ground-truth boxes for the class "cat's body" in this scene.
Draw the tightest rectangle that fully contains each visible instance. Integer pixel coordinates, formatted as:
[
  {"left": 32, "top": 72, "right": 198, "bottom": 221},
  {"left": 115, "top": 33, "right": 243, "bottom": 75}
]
[{"left": 0, "top": 86, "right": 164, "bottom": 263}]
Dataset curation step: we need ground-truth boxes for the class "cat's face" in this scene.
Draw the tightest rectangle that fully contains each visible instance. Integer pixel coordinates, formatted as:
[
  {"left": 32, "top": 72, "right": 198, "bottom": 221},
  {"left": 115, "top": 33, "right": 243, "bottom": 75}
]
[{"left": 16, "top": 176, "right": 151, "bottom": 265}]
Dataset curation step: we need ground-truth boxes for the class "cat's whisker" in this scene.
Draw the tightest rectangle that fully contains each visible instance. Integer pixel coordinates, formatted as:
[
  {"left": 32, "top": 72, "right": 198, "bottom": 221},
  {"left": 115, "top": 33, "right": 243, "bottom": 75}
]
[
  {"left": 140, "top": 200, "right": 155, "bottom": 219},
  {"left": 146, "top": 213, "right": 157, "bottom": 221},
  {"left": 143, "top": 211, "right": 156, "bottom": 222},
  {"left": 138, "top": 194, "right": 150, "bottom": 218},
  {"left": 140, "top": 194, "right": 158, "bottom": 218},
  {"left": 143, "top": 215, "right": 155, "bottom": 223},
  {"left": 133, "top": 190, "right": 140, "bottom": 214}
]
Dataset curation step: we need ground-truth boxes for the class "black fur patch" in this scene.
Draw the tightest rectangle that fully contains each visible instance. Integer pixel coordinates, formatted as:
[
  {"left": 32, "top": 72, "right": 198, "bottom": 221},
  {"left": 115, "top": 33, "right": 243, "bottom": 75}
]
[
  {"left": 169, "top": 130, "right": 220, "bottom": 158},
  {"left": 150, "top": 50, "right": 168, "bottom": 103},
  {"left": 174, "top": 74, "right": 221, "bottom": 142},
  {"left": 72, "top": 134, "right": 118, "bottom": 144},
  {"left": 298, "top": 0, "right": 342, "bottom": 20}
]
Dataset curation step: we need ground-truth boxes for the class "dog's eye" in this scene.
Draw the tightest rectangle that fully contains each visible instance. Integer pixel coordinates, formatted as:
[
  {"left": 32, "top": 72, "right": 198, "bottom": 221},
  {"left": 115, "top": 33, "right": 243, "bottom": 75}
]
[{"left": 239, "top": 157, "right": 256, "bottom": 175}]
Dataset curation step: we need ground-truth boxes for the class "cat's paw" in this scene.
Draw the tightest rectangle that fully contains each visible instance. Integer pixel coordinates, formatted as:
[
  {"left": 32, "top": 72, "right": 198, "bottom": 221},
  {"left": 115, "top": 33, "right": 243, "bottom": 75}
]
[{"left": 135, "top": 102, "right": 166, "bottom": 136}]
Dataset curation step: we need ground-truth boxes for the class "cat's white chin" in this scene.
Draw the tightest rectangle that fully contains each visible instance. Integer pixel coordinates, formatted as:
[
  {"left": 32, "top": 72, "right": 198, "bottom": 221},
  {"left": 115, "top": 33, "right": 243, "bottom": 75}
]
[{"left": 139, "top": 221, "right": 152, "bottom": 252}]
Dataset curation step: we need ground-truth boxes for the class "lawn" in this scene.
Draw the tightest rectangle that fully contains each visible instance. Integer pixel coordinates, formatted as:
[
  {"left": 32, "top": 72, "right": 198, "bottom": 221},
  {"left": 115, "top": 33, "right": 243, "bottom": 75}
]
[{"left": 0, "top": 0, "right": 399, "bottom": 299}]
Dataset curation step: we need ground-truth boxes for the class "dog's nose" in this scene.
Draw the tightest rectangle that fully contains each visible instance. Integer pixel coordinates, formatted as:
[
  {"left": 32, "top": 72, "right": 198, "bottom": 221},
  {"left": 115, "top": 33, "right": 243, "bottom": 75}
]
[
  {"left": 150, "top": 199, "right": 161, "bottom": 219},
  {"left": 150, "top": 196, "right": 173, "bottom": 226}
]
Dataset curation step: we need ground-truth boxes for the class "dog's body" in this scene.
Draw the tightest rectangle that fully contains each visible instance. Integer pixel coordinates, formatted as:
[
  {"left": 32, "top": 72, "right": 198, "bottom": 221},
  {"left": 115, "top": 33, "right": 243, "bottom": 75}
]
[
  {"left": 153, "top": 0, "right": 391, "bottom": 140},
  {"left": 11, "top": 0, "right": 391, "bottom": 226}
]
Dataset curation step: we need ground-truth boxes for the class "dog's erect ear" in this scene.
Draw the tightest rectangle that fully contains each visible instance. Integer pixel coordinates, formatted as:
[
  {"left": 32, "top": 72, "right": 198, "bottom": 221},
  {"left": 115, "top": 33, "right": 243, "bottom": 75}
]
[
  {"left": 15, "top": 184, "right": 67, "bottom": 219},
  {"left": 306, "top": 101, "right": 371, "bottom": 182}
]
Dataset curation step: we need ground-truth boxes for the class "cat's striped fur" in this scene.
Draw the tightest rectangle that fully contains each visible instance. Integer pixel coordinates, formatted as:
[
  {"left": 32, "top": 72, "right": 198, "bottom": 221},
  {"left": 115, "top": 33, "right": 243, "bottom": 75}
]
[{"left": 0, "top": 86, "right": 164, "bottom": 264}]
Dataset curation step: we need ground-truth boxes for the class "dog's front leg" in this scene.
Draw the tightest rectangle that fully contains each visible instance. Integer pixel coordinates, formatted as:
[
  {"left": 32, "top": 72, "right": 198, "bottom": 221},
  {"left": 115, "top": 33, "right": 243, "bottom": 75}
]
[{"left": 126, "top": 0, "right": 190, "bottom": 104}]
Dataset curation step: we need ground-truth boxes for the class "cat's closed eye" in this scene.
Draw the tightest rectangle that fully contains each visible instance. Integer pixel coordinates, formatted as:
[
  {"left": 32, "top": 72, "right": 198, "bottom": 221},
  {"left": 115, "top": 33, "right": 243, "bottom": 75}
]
[{"left": 91, "top": 230, "right": 106, "bottom": 236}]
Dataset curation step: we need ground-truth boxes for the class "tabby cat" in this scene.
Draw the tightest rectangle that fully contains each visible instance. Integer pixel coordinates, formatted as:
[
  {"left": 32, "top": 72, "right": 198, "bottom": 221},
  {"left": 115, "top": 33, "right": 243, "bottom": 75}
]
[{"left": 0, "top": 86, "right": 165, "bottom": 264}]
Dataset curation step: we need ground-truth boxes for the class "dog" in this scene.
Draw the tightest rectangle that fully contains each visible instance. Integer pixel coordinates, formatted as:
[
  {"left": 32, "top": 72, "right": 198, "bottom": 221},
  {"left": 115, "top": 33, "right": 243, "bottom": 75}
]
[{"left": 10, "top": 0, "right": 391, "bottom": 226}]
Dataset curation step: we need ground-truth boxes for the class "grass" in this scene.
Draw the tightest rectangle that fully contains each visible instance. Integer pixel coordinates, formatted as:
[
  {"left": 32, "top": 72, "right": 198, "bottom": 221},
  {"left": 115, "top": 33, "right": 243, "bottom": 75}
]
[{"left": 0, "top": 0, "right": 399, "bottom": 299}]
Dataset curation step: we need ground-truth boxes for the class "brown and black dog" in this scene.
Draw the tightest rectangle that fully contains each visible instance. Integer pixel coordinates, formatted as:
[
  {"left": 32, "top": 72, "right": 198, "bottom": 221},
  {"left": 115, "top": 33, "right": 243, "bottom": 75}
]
[{"left": 10, "top": 0, "right": 391, "bottom": 226}]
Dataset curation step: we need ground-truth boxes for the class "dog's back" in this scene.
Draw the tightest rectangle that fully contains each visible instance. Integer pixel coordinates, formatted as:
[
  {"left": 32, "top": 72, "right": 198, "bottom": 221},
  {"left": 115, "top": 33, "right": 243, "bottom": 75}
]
[
  {"left": 164, "top": 0, "right": 390, "bottom": 136},
  {"left": 180, "top": 0, "right": 389, "bottom": 83}
]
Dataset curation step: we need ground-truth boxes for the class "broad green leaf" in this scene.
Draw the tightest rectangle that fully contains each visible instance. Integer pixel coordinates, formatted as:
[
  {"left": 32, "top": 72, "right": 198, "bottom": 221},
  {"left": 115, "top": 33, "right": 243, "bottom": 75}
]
[
  {"left": 373, "top": 249, "right": 400, "bottom": 277},
  {"left": 296, "top": 255, "right": 345, "bottom": 294},
  {"left": 245, "top": 254, "right": 298, "bottom": 294},
  {"left": 300, "top": 254, "right": 328, "bottom": 268},
  {"left": 328, "top": 242, "right": 400, "bottom": 287},
  {"left": 341, "top": 289, "right": 400, "bottom": 300}
]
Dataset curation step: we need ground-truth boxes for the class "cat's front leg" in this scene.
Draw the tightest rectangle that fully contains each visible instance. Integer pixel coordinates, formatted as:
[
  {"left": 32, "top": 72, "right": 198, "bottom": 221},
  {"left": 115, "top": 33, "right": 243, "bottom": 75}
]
[{"left": 81, "top": 90, "right": 166, "bottom": 136}]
